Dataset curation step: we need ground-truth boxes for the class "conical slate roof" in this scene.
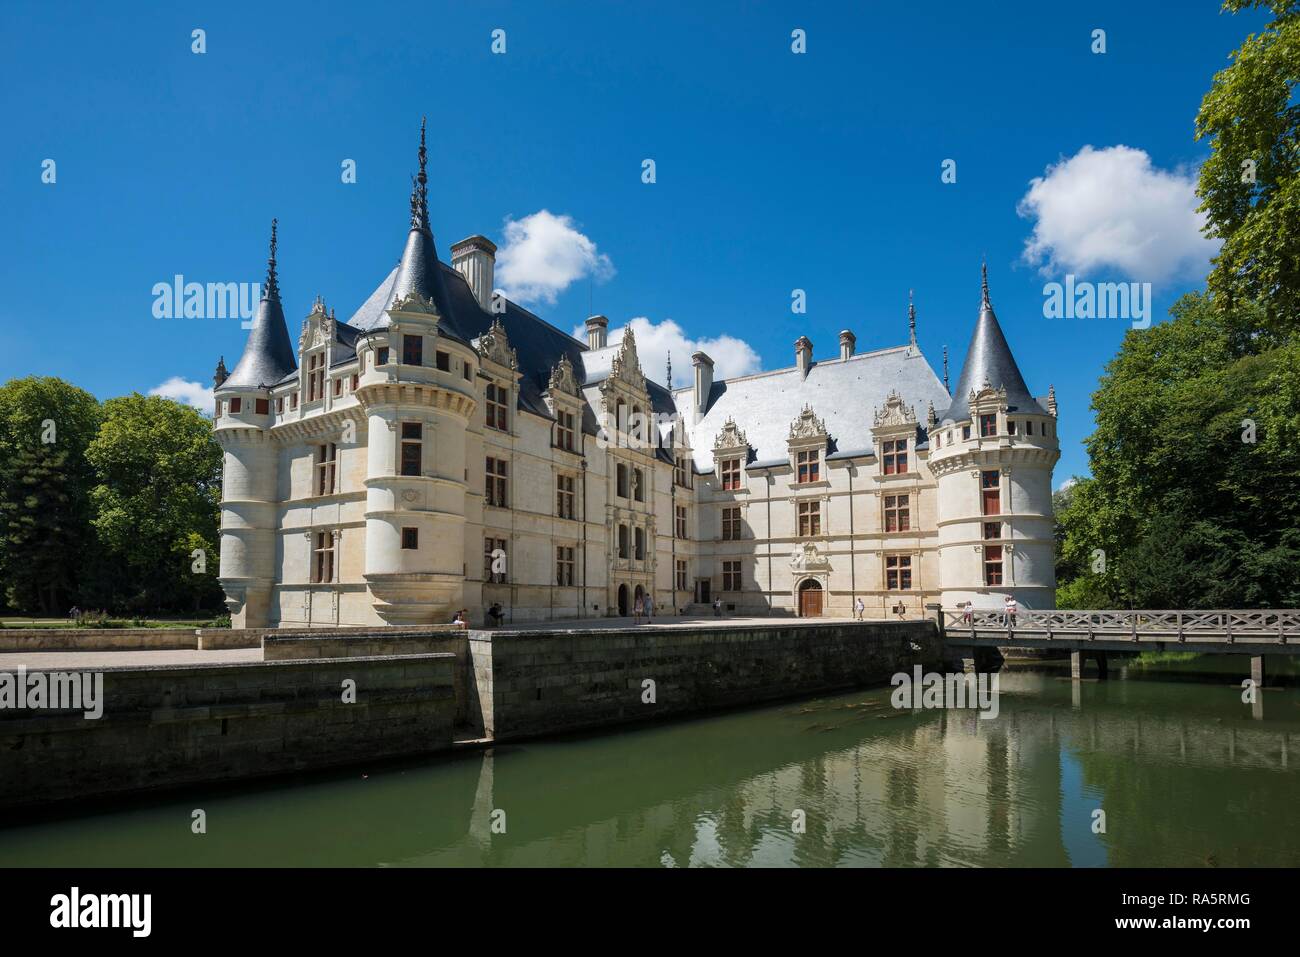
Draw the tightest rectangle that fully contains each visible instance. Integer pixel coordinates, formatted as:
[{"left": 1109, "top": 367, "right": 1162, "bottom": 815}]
[
  {"left": 941, "top": 265, "right": 1046, "bottom": 423},
  {"left": 221, "top": 220, "right": 297, "bottom": 390},
  {"left": 380, "top": 118, "right": 458, "bottom": 329}
]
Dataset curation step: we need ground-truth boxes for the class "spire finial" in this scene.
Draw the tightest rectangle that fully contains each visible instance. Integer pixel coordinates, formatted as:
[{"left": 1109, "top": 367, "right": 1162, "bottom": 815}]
[
  {"left": 265, "top": 218, "right": 280, "bottom": 301},
  {"left": 980, "top": 260, "right": 990, "bottom": 310},
  {"left": 943, "top": 344, "right": 950, "bottom": 394},
  {"left": 908, "top": 289, "right": 917, "bottom": 350},
  {"left": 666, "top": 350, "right": 672, "bottom": 387},
  {"left": 409, "top": 117, "right": 430, "bottom": 231}
]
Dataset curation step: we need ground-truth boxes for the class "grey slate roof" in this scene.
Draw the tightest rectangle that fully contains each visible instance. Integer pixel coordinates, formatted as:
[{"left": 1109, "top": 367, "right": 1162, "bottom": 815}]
[
  {"left": 221, "top": 294, "right": 297, "bottom": 390},
  {"left": 941, "top": 288, "right": 1048, "bottom": 423},
  {"left": 675, "top": 345, "right": 950, "bottom": 471}
]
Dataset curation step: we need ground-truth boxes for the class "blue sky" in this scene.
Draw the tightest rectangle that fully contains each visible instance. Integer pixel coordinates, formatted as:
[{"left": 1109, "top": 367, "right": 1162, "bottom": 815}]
[{"left": 0, "top": 0, "right": 1268, "bottom": 482}]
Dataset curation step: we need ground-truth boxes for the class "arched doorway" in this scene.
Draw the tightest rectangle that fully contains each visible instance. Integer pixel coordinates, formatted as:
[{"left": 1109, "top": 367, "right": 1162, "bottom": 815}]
[
  {"left": 617, "top": 584, "right": 629, "bottom": 616},
  {"left": 798, "top": 579, "right": 823, "bottom": 618}
]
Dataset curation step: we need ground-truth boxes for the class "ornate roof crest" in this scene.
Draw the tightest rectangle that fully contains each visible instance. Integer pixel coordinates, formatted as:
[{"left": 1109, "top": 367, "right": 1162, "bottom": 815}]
[
  {"left": 547, "top": 354, "right": 580, "bottom": 397},
  {"left": 789, "top": 404, "right": 827, "bottom": 440},
  {"left": 609, "top": 326, "right": 646, "bottom": 391},
  {"left": 873, "top": 390, "right": 917, "bottom": 429},
  {"left": 478, "top": 318, "right": 518, "bottom": 370},
  {"left": 389, "top": 289, "right": 440, "bottom": 317},
  {"left": 713, "top": 417, "right": 749, "bottom": 452}
]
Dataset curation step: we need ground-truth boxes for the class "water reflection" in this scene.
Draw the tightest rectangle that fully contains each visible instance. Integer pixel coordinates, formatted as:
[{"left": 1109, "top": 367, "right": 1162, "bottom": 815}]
[{"left": 1, "top": 664, "right": 1297, "bottom": 867}]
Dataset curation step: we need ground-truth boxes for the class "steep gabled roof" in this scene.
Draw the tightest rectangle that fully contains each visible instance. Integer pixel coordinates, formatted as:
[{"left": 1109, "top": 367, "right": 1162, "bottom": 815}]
[
  {"left": 942, "top": 265, "right": 1048, "bottom": 422},
  {"left": 221, "top": 220, "right": 297, "bottom": 390}
]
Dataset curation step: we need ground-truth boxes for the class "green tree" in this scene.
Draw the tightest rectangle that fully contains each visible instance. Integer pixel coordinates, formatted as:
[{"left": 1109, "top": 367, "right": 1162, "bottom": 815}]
[
  {"left": 85, "top": 394, "right": 223, "bottom": 612},
  {"left": 0, "top": 377, "right": 101, "bottom": 613},
  {"left": 1061, "top": 293, "right": 1300, "bottom": 608},
  {"left": 1196, "top": 0, "right": 1300, "bottom": 336}
]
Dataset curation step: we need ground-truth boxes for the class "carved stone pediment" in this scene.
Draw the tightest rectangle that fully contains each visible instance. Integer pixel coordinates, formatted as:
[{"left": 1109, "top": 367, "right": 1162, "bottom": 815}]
[
  {"left": 873, "top": 390, "right": 917, "bottom": 429},
  {"left": 478, "top": 318, "right": 518, "bottom": 370},
  {"left": 789, "top": 405, "right": 827, "bottom": 441},
  {"left": 547, "top": 354, "right": 580, "bottom": 397},
  {"left": 609, "top": 326, "right": 646, "bottom": 392},
  {"left": 389, "top": 290, "right": 440, "bottom": 317},
  {"left": 969, "top": 381, "right": 1008, "bottom": 411},
  {"left": 713, "top": 417, "right": 749, "bottom": 453},
  {"left": 790, "top": 542, "right": 830, "bottom": 570}
]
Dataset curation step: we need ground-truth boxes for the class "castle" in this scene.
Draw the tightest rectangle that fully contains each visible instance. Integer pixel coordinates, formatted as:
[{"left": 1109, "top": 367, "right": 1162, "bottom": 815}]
[{"left": 213, "top": 127, "right": 1060, "bottom": 628}]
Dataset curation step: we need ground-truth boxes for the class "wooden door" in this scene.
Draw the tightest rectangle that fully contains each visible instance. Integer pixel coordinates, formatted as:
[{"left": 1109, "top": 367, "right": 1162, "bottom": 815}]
[{"left": 799, "top": 584, "right": 823, "bottom": 617}]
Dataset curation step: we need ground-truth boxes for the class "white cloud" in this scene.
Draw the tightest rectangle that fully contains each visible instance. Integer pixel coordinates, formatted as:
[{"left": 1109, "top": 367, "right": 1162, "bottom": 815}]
[
  {"left": 151, "top": 377, "right": 214, "bottom": 414},
  {"left": 495, "top": 209, "right": 614, "bottom": 305},
  {"left": 1018, "top": 145, "right": 1218, "bottom": 286},
  {"left": 573, "top": 316, "right": 763, "bottom": 388}
]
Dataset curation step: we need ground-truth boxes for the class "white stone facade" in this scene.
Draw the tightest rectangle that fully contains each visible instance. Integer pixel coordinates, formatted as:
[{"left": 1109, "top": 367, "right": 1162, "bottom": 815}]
[{"left": 214, "top": 193, "right": 1058, "bottom": 628}]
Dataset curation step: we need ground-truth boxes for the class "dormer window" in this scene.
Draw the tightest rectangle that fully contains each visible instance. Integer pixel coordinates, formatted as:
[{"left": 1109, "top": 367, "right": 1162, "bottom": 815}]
[
  {"left": 979, "top": 413, "right": 997, "bottom": 437},
  {"left": 403, "top": 334, "right": 423, "bottom": 366},
  {"left": 796, "top": 449, "right": 819, "bottom": 483},
  {"left": 486, "top": 382, "right": 509, "bottom": 431},
  {"left": 720, "top": 457, "right": 741, "bottom": 491},
  {"left": 555, "top": 410, "right": 576, "bottom": 451},
  {"left": 882, "top": 439, "right": 908, "bottom": 475},
  {"left": 255, "top": 398, "right": 269, "bottom": 415},
  {"left": 376, "top": 346, "right": 390, "bottom": 366},
  {"left": 229, "top": 397, "right": 242, "bottom": 414},
  {"left": 1025, "top": 420, "right": 1034, "bottom": 436},
  {"left": 435, "top": 350, "right": 450, "bottom": 371},
  {"left": 961, "top": 424, "right": 971, "bottom": 441},
  {"left": 306, "top": 354, "right": 324, "bottom": 402}
]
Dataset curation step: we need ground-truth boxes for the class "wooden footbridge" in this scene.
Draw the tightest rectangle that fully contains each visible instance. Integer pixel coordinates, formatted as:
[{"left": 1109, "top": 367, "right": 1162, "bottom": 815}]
[{"left": 937, "top": 608, "right": 1300, "bottom": 679}]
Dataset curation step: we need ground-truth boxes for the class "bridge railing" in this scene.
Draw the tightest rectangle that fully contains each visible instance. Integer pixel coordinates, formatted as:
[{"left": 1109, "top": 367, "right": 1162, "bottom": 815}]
[{"left": 940, "top": 608, "right": 1300, "bottom": 644}]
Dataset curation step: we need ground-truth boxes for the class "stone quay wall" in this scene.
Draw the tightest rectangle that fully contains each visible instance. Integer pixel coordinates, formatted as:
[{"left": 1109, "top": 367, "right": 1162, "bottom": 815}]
[
  {"left": 263, "top": 628, "right": 469, "bottom": 726},
  {"left": 471, "top": 620, "right": 942, "bottom": 741},
  {"left": 0, "top": 653, "right": 456, "bottom": 811}
]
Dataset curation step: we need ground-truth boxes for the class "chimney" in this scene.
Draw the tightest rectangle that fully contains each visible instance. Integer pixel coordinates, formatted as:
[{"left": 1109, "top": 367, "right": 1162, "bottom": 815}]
[
  {"left": 795, "top": 336, "right": 813, "bottom": 378},
  {"left": 585, "top": 315, "right": 608, "bottom": 350},
  {"left": 692, "top": 351, "right": 714, "bottom": 421},
  {"left": 450, "top": 235, "right": 497, "bottom": 312},
  {"left": 838, "top": 329, "right": 856, "bottom": 360}
]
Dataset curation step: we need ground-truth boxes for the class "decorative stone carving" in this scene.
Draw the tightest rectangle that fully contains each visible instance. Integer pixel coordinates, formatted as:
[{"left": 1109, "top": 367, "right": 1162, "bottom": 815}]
[
  {"left": 788, "top": 404, "right": 827, "bottom": 440},
  {"left": 713, "top": 417, "right": 749, "bottom": 452},
  {"left": 873, "top": 390, "right": 916, "bottom": 428},
  {"left": 547, "top": 354, "right": 580, "bottom": 396},
  {"left": 390, "top": 289, "right": 440, "bottom": 316},
  {"left": 790, "top": 542, "right": 830, "bottom": 570},
  {"left": 608, "top": 326, "right": 646, "bottom": 391},
  {"left": 478, "top": 318, "right": 518, "bottom": 370}
]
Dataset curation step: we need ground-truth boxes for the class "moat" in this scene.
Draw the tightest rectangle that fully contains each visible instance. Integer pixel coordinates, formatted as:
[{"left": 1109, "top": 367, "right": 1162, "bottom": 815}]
[{"left": 2, "top": 656, "right": 1297, "bottom": 867}]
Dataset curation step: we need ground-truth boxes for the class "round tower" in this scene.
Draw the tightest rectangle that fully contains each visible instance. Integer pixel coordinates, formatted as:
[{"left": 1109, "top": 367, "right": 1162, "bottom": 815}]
[
  {"left": 214, "top": 220, "right": 297, "bottom": 628},
  {"left": 355, "top": 119, "right": 477, "bottom": 625},
  {"left": 930, "top": 266, "right": 1059, "bottom": 610}
]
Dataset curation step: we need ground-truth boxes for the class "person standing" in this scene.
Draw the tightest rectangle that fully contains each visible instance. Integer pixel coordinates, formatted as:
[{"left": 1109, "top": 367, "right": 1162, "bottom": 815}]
[
  {"left": 634, "top": 595, "right": 644, "bottom": 625},
  {"left": 854, "top": 597, "right": 865, "bottom": 621},
  {"left": 1004, "top": 595, "right": 1018, "bottom": 627},
  {"left": 713, "top": 596, "right": 722, "bottom": 618},
  {"left": 646, "top": 594, "right": 655, "bottom": 620}
]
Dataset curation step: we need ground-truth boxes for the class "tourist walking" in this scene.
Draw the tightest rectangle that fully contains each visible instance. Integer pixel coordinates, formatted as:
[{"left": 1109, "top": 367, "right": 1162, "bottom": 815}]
[
  {"left": 713, "top": 597, "right": 722, "bottom": 617},
  {"left": 961, "top": 601, "right": 973, "bottom": 625},
  {"left": 1004, "top": 595, "right": 1018, "bottom": 628},
  {"left": 634, "top": 595, "right": 644, "bottom": 625},
  {"left": 646, "top": 595, "right": 655, "bottom": 619},
  {"left": 488, "top": 602, "right": 504, "bottom": 627},
  {"left": 854, "top": 597, "right": 865, "bottom": 621}
]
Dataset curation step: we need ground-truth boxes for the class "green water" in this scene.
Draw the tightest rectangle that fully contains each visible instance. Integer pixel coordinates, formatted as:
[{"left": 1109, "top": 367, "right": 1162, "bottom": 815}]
[{"left": 2, "top": 658, "right": 1298, "bottom": 867}]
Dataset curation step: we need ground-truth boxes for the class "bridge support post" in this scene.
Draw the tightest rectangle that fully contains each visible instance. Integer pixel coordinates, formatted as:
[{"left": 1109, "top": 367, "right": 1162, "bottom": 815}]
[
  {"left": 1071, "top": 650, "right": 1083, "bottom": 679},
  {"left": 1251, "top": 655, "right": 1265, "bottom": 688}
]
